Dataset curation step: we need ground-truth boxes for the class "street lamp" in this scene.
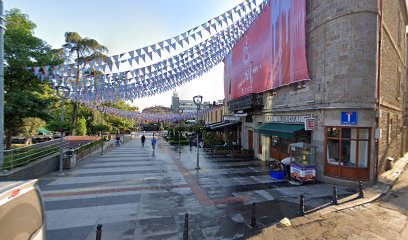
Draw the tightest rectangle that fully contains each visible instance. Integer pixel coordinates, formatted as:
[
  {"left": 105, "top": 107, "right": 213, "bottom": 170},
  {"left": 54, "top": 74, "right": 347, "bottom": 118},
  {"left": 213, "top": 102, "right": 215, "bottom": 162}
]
[
  {"left": 177, "top": 108, "right": 183, "bottom": 154},
  {"left": 55, "top": 85, "right": 71, "bottom": 176},
  {"left": 193, "top": 95, "right": 203, "bottom": 170},
  {"left": 96, "top": 106, "right": 105, "bottom": 155}
]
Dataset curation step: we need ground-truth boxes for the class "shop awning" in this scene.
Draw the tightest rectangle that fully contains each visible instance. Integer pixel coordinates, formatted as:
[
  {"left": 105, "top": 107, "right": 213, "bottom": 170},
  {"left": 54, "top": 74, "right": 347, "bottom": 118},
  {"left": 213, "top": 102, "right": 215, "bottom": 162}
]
[
  {"left": 37, "top": 128, "right": 51, "bottom": 135},
  {"left": 254, "top": 123, "right": 304, "bottom": 139},
  {"left": 207, "top": 121, "right": 240, "bottom": 131}
]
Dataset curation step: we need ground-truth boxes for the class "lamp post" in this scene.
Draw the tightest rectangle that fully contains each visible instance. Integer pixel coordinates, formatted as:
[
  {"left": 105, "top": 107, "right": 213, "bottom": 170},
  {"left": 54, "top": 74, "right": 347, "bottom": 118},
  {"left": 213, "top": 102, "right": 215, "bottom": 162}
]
[
  {"left": 55, "top": 86, "right": 71, "bottom": 176},
  {"left": 193, "top": 95, "right": 203, "bottom": 170},
  {"left": 177, "top": 108, "right": 183, "bottom": 154},
  {"left": 96, "top": 106, "right": 105, "bottom": 155}
]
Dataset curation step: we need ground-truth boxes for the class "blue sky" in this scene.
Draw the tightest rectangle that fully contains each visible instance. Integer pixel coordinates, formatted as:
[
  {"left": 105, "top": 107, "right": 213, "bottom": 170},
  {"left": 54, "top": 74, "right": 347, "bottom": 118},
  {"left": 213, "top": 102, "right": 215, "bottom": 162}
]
[{"left": 5, "top": 0, "right": 244, "bottom": 110}]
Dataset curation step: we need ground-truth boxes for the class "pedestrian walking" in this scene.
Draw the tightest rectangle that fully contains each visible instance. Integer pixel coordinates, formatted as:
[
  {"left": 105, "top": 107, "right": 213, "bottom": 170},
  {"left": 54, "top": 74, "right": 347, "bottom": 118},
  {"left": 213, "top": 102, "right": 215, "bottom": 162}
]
[
  {"left": 151, "top": 135, "right": 157, "bottom": 153},
  {"left": 115, "top": 135, "right": 121, "bottom": 147},
  {"left": 189, "top": 136, "right": 193, "bottom": 150},
  {"left": 141, "top": 134, "right": 146, "bottom": 147}
]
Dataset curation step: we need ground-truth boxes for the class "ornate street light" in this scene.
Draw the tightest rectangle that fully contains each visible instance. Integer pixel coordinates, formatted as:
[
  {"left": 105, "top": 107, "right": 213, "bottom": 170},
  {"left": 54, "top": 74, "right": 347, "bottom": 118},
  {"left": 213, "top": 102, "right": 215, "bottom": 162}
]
[
  {"left": 177, "top": 108, "right": 183, "bottom": 154},
  {"left": 55, "top": 85, "right": 71, "bottom": 176},
  {"left": 96, "top": 106, "right": 105, "bottom": 155},
  {"left": 193, "top": 95, "right": 203, "bottom": 170}
]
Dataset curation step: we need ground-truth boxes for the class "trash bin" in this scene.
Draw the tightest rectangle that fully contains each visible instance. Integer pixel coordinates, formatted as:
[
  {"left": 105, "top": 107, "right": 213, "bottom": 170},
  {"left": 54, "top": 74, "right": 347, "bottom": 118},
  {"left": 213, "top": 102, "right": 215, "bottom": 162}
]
[{"left": 63, "top": 148, "right": 77, "bottom": 169}]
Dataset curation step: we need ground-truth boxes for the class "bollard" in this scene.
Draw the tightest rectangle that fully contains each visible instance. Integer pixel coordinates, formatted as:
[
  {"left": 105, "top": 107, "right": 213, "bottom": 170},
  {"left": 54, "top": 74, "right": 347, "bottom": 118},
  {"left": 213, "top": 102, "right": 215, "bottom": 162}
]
[
  {"left": 332, "top": 186, "right": 338, "bottom": 205},
  {"left": 96, "top": 224, "right": 102, "bottom": 240},
  {"left": 358, "top": 181, "right": 364, "bottom": 198},
  {"left": 250, "top": 202, "right": 257, "bottom": 228},
  {"left": 299, "top": 195, "right": 305, "bottom": 216},
  {"left": 183, "top": 213, "right": 189, "bottom": 240}
]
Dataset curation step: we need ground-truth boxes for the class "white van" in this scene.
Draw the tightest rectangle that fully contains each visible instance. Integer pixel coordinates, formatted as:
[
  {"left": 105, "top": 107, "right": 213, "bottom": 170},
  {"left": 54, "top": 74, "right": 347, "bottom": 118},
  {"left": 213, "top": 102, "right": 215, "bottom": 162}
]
[{"left": 0, "top": 179, "right": 46, "bottom": 240}]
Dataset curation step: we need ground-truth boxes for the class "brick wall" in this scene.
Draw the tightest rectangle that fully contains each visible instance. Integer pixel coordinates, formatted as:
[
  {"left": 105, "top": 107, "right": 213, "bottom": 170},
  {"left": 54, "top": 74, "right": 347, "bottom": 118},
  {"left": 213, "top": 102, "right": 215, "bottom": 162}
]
[{"left": 378, "top": 0, "right": 408, "bottom": 174}]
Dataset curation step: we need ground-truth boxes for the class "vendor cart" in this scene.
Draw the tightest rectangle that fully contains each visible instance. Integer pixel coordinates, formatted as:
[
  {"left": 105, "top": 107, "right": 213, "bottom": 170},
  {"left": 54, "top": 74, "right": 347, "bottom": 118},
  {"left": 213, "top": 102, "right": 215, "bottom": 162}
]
[{"left": 289, "top": 142, "right": 317, "bottom": 184}]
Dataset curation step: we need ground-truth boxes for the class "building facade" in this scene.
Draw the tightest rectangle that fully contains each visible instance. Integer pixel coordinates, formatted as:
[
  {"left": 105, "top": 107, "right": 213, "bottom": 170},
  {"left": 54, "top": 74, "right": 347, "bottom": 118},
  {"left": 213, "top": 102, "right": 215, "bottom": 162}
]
[{"left": 226, "top": 0, "right": 408, "bottom": 183}]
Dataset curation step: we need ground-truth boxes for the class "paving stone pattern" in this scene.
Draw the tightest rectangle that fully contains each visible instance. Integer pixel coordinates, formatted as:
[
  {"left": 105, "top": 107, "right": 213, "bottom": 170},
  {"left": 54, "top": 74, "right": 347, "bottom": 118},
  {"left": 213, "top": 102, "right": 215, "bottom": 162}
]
[{"left": 40, "top": 136, "right": 356, "bottom": 240}]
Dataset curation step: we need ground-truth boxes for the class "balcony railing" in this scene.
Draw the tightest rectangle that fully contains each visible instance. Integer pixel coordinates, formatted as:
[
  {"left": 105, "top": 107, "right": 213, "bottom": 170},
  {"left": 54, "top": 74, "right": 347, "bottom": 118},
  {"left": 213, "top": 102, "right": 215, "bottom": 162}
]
[{"left": 227, "top": 93, "right": 264, "bottom": 111}]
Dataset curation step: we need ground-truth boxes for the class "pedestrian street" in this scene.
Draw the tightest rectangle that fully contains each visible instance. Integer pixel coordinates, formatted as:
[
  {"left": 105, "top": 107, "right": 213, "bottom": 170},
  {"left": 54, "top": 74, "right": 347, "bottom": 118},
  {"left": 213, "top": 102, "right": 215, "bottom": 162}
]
[{"left": 39, "top": 137, "right": 356, "bottom": 240}]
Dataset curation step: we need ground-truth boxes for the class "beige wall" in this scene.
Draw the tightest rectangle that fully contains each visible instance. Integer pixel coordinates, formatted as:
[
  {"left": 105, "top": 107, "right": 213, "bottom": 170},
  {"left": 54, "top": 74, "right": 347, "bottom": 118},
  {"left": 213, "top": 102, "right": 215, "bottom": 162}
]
[{"left": 205, "top": 105, "right": 226, "bottom": 124}]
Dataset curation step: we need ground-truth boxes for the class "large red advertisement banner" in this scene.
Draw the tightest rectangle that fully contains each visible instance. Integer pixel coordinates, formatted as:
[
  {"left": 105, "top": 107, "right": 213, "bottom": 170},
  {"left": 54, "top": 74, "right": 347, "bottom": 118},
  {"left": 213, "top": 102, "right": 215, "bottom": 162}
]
[{"left": 224, "top": 0, "right": 309, "bottom": 101}]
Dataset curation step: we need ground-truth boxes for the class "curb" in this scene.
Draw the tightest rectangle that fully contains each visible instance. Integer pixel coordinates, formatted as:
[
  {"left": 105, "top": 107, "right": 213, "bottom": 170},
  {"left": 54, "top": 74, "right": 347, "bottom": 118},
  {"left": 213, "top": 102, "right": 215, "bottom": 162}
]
[{"left": 302, "top": 154, "right": 408, "bottom": 218}]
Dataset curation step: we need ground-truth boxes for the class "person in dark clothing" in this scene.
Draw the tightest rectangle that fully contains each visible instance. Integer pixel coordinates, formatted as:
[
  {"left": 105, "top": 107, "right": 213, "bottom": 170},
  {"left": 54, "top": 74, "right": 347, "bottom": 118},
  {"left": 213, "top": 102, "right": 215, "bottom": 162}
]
[
  {"left": 189, "top": 136, "right": 193, "bottom": 150},
  {"left": 141, "top": 135, "right": 146, "bottom": 146},
  {"left": 115, "top": 135, "right": 120, "bottom": 147}
]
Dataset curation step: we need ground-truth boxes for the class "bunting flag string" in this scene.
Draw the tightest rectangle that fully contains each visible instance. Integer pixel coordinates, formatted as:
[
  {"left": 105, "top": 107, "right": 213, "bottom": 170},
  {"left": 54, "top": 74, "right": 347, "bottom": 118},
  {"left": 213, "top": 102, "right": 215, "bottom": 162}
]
[
  {"left": 28, "top": 0, "right": 270, "bottom": 103},
  {"left": 87, "top": 103, "right": 215, "bottom": 123}
]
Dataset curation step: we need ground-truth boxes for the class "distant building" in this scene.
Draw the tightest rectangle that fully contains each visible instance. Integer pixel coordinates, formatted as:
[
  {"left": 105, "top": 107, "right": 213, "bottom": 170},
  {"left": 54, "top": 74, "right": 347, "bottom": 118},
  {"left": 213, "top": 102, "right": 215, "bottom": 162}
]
[{"left": 171, "top": 91, "right": 219, "bottom": 114}]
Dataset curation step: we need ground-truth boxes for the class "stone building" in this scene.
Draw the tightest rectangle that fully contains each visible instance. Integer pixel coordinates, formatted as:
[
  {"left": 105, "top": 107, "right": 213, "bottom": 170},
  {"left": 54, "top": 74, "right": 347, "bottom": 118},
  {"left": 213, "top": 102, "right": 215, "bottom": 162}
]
[{"left": 226, "top": 0, "right": 408, "bottom": 183}]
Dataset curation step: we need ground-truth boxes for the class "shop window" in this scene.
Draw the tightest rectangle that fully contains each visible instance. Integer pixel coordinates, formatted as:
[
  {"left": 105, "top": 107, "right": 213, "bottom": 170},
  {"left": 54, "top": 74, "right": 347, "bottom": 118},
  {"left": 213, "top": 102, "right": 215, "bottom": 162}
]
[{"left": 326, "top": 127, "right": 370, "bottom": 169}]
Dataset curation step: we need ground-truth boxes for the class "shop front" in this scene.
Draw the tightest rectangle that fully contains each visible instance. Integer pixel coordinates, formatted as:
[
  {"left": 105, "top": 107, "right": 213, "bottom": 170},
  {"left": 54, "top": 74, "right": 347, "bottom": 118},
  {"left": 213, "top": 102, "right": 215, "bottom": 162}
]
[{"left": 255, "top": 114, "right": 313, "bottom": 161}]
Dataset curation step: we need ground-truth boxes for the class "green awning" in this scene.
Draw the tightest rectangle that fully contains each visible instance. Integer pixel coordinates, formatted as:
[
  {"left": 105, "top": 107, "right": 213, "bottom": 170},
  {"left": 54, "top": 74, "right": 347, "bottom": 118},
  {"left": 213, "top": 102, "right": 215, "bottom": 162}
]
[
  {"left": 38, "top": 128, "right": 51, "bottom": 135},
  {"left": 254, "top": 123, "right": 304, "bottom": 139}
]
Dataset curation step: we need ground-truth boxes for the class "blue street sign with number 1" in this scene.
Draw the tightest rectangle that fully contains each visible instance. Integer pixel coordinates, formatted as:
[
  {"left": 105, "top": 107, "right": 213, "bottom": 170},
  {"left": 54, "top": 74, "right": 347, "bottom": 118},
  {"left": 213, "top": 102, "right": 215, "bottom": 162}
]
[{"left": 341, "top": 112, "right": 358, "bottom": 125}]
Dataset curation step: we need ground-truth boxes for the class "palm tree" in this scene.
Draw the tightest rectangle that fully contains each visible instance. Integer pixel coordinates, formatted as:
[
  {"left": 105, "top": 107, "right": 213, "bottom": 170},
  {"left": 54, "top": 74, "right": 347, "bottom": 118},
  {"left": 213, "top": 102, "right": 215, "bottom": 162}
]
[{"left": 62, "top": 32, "right": 108, "bottom": 135}]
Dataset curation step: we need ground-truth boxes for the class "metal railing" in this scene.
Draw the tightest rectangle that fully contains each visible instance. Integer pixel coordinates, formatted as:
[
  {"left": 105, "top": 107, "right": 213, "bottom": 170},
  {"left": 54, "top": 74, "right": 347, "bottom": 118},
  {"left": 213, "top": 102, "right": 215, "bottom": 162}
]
[{"left": 1, "top": 139, "right": 69, "bottom": 171}]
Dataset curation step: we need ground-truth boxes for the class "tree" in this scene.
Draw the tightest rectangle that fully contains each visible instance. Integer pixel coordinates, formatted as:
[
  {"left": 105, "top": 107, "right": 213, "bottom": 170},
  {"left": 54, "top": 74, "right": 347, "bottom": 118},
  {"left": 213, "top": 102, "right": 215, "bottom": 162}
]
[
  {"left": 4, "top": 9, "right": 63, "bottom": 149},
  {"left": 61, "top": 32, "right": 108, "bottom": 136},
  {"left": 19, "top": 117, "right": 45, "bottom": 145},
  {"left": 102, "top": 101, "right": 135, "bottom": 133},
  {"left": 77, "top": 117, "right": 87, "bottom": 136}
]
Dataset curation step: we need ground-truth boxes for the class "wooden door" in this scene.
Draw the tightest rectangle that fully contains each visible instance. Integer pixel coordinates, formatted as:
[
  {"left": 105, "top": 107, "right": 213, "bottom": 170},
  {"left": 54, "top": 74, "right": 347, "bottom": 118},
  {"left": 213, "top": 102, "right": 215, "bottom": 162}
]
[{"left": 248, "top": 130, "right": 254, "bottom": 151}]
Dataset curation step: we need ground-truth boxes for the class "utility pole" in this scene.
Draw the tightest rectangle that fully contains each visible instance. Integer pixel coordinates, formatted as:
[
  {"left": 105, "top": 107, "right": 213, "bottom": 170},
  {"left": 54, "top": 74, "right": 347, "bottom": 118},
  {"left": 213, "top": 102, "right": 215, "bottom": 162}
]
[{"left": 0, "top": 0, "right": 5, "bottom": 167}]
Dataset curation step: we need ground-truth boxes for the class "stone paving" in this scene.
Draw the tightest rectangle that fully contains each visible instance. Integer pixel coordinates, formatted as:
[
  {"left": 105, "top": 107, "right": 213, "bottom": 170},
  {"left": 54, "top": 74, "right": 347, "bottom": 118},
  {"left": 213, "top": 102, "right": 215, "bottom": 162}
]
[{"left": 39, "top": 136, "right": 358, "bottom": 240}]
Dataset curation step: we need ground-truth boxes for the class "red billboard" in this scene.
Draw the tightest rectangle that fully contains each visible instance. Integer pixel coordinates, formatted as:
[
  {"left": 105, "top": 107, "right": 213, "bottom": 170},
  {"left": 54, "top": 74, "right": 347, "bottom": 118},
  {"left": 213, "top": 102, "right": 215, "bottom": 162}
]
[{"left": 224, "top": 0, "right": 309, "bottom": 101}]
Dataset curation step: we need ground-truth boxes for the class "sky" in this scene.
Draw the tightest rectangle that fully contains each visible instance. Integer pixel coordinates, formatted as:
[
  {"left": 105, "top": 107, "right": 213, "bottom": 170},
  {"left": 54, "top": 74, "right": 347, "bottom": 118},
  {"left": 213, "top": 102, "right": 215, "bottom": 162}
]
[{"left": 5, "top": 0, "right": 244, "bottom": 110}]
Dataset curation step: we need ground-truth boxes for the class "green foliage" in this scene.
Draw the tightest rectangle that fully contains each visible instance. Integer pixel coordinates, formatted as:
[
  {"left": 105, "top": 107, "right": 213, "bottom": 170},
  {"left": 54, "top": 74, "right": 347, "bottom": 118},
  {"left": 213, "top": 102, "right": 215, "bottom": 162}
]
[
  {"left": 102, "top": 101, "right": 135, "bottom": 133},
  {"left": 4, "top": 9, "right": 63, "bottom": 148},
  {"left": 20, "top": 117, "right": 46, "bottom": 138},
  {"left": 2, "top": 144, "right": 60, "bottom": 170},
  {"left": 46, "top": 120, "right": 71, "bottom": 133},
  {"left": 77, "top": 117, "right": 87, "bottom": 136},
  {"left": 61, "top": 32, "right": 108, "bottom": 135},
  {"left": 74, "top": 139, "right": 102, "bottom": 154},
  {"left": 169, "top": 139, "right": 189, "bottom": 145},
  {"left": 93, "top": 124, "right": 109, "bottom": 133},
  {"left": 189, "top": 123, "right": 206, "bottom": 134},
  {"left": 168, "top": 128, "right": 175, "bottom": 138}
]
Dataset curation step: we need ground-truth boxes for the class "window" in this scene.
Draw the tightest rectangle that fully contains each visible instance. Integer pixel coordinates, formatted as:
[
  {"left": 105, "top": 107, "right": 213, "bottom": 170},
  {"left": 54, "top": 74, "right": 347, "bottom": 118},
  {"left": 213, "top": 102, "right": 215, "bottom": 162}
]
[
  {"left": 326, "top": 127, "right": 370, "bottom": 168},
  {"left": 398, "top": 14, "right": 404, "bottom": 49},
  {"left": 397, "top": 68, "right": 402, "bottom": 98},
  {"left": 215, "top": 111, "right": 217, "bottom": 122},
  {"left": 387, "top": 113, "right": 392, "bottom": 144},
  {"left": 220, "top": 109, "right": 223, "bottom": 121}
]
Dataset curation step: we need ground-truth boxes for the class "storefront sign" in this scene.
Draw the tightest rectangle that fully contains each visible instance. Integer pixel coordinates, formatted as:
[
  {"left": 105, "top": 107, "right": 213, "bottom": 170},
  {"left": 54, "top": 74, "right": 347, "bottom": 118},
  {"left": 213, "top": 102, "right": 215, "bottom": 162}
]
[
  {"left": 305, "top": 118, "right": 316, "bottom": 130},
  {"left": 224, "top": 115, "right": 241, "bottom": 121},
  {"left": 341, "top": 112, "right": 358, "bottom": 125},
  {"left": 266, "top": 114, "right": 313, "bottom": 124}
]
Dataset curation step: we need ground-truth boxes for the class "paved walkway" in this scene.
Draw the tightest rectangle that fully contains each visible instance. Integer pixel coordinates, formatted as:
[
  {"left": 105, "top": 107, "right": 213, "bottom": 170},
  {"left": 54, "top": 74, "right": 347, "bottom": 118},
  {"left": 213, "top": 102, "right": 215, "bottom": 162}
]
[
  {"left": 40, "top": 137, "right": 358, "bottom": 240},
  {"left": 249, "top": 163, "right": 408, "bottom": 240}
]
